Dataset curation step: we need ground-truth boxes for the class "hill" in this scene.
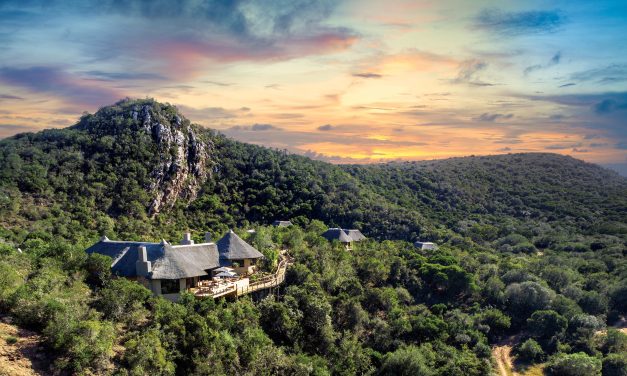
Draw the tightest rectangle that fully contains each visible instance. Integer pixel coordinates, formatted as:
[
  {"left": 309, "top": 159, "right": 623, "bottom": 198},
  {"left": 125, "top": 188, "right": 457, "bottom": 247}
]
[
  {"left": 1, "top": 98, "right": 625, "bottom": 248},
  {"left": 0, "top": 98, "right": 429, "bottom": 243},
  {"left": 344, "top": 154, "right": 627, "bottom": 244},
  {"left": 0, "top": 99, "right": 626, "bottom": 376}
]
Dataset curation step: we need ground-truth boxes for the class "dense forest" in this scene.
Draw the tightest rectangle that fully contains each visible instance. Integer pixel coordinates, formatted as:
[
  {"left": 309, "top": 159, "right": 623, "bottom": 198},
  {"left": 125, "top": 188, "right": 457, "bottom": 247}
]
[{"left": 0, "top": 99, "right": 626, "bottom": 375}]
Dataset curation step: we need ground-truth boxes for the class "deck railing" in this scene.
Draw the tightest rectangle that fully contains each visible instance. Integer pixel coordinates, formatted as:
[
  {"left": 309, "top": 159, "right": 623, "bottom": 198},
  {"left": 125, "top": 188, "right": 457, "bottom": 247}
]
[{"left": 193, "top": 253, "right": 292, "bottom": 299}]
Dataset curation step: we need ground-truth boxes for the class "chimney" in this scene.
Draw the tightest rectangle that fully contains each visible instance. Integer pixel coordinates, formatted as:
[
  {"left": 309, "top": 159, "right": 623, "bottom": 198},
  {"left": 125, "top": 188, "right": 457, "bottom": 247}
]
[
  {"left": 180, "top": 232, "right": 194, "bottom": 245},
  {"left": 204, "top": 232, "right": 212, "bottom": 243},
  {"left": 135, "top": 245, "right": 152, "bottom": 276}
]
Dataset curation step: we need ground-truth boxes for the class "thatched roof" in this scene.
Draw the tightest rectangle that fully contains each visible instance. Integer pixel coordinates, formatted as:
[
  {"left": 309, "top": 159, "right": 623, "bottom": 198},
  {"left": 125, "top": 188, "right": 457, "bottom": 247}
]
[
  {"left": 85, "top": 239, "right": 220, "bottom": 280},
  {"left": 345, "top": 229, "right": 367, "bottom": 241},
  {"left": 321, "top": 228, "right": 353, "bottom": 243},
  {"left": 216, "top": 230, "right": 264, "bottom": 260},
  {"left": 149, "top": 247, "right": 208, "bottom": 279}
]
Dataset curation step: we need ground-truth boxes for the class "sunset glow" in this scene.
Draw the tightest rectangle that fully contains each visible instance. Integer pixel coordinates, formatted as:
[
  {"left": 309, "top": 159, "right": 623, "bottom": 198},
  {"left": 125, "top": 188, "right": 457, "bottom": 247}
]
[{"left": 0, "top": 0, "right": 625, "bottom": 168}]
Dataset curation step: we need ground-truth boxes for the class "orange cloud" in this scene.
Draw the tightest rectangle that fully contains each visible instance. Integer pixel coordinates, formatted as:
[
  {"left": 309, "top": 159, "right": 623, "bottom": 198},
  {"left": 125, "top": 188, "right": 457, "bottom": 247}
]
[{"left": 358, "top": 49, "right": 459, "bottom": 76}]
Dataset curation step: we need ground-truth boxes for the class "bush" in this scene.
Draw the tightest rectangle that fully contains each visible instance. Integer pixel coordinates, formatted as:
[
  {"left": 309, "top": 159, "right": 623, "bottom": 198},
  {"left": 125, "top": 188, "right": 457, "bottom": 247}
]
[
  {"left": 609, "top": 282, "right": 627, "bottom": 314},
  {"left": 52, "top": 320, "right": 115, "bottom": 373},
  {"left": 602, "top": 354, "right": 627, "bottom": 376},
  {"left": 547, "top": 352, "right": 602, "bottom": 376},
  {"left": 478, "top": 308, "right": 511, "bottom": 340},
  {"left": 123, "top": 329, "right": 175, "bottom": 376},
  {"left": 505, "top": 281, "right": 555, "bottom": 321},
  {"left": 517, "top": 338, "right": 544, "bottom": 362},
  {"left": 95, "top": 278, "right": 152, "bottom": 323},
  {"left": 601, "top": 330, "right": 627, "bottom": 355},
  {"left": 84, "top": 253, "right": 112, "bottom": 288},
  {"left": 527, "top": 310, "right": 567, "bottom": 340},
  {"left": 378, "top": 346, "right": 434, "bottom": 376}
]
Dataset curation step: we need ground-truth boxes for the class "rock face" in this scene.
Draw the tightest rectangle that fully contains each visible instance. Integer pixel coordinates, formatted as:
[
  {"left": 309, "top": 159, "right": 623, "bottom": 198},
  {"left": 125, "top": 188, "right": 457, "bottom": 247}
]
[
  {"left": 72, "top": 99, "right": 212, "bottom": 216},
  {"left": 129, "top": 103, "right": 211, "bottom": 216}
]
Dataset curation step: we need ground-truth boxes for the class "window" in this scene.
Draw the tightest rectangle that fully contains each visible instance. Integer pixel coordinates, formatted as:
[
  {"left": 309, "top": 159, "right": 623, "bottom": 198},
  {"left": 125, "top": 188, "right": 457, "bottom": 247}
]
[
  {"left": 161, "top": 279, "right": 180, "bottom": 294},
  {"left": 232, "top": 260, "right": 245, "bottom": 268}
]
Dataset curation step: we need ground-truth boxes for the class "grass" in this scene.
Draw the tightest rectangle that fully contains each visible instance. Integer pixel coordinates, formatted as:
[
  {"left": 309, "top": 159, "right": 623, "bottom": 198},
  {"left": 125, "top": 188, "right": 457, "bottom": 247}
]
[
  {"left": 5, "top": 336, "right": 17, "bottom": 345},
  {"left": 514, "top": 358, "right": 545, "bottom": 376},
  {"left": 522, "top": 364, "right": 545, "bottom": 376}
]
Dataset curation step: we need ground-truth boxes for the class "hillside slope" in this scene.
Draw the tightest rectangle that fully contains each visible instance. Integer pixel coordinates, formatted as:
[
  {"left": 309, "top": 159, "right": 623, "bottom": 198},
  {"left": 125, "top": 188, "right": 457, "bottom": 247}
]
[
  {"left": 344, "top": 154, "right": 627, "bottom": 236},
  {"left": 0, "top": 99, "right": 429, "bottom": 242},
  {"left": 1, "top": 98, "right": 625, "bottom": 247}
]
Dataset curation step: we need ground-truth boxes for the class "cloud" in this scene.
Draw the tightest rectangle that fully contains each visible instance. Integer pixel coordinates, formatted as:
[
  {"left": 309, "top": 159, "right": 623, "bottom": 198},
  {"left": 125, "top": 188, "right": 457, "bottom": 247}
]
[
  {"left": 203, "top": 80, "right": 233, "bottom": 87},
  {"left": 176, "top": 105, "right": 240, "bottom": 120},
  {"left": 546, "top": 144, "right": 576, "bottom": 150},
  {"left": 359, "top": 49, "right": 458, "bottom": 76},
  {"left": 523, "top": 92, "right": 627, "bottom": 138},
  {"left": 475, "top": 113, "right": 514, "bottom": 122},
  {"left": 273, "top": 113, "right": 304, "bottom": 119},
  {"left": 228, "top": 123, "right": 282, "bottom": 131},
  {"left": 83, "top": 70, "right": 166, "bottom": 81},
  {"left": 524, "top": 51, "right": 561, "bottom": 75},
  {"left": 594, "top": 99, "right": 627, "bottom": 114},
  {"left": 570, "top": 64, "right": 627, "bottom": 85},
  {"left": 0, "top": 0, "right": 358, "bottom": 80},
  {"left": 317, "top": 124, "right": 335, "bottom": 131},
  {"left": 525, "top": 92, "right": 627, "bottom": 113},
  {"left": 559, "top": 83, "right": 576, "bottom": 88},
  {"left": 0, "top": 66, "right": 122, "bottom": 107},
  {"left": 352, "top": 72, "right": 382, "bottom": 79},
  {"left": 0, "top": 94, "right": 23, "bottom": 100},
  {"left": 475, "top": 8, "right": 565, "bottom": 35},
  {"left": 452, "top": 59, "right": 493, "bottom": 86},
  {"left": 497, "top": 147, "right": 512, "bottom": 152}
]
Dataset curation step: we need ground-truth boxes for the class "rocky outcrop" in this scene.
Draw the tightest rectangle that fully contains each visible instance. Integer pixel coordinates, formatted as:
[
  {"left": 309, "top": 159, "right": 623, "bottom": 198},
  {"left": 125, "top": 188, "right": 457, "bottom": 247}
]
[{"left": 129, "top": 102, "right": 211, "bottom": 216}]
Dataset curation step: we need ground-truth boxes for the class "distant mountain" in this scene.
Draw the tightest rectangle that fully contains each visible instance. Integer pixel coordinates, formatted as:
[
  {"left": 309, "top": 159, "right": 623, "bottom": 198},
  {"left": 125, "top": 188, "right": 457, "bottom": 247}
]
[
  {"left": 343, "top": 153, "right": 627, "bottom": 239},
  {"left": 1, "top": 98, "right": 625, "bottom": 246}
]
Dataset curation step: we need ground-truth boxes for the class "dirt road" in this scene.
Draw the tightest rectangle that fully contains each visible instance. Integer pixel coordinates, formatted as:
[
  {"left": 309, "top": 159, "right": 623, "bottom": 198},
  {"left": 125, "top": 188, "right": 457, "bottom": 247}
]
[{"left": 0, "top": 318, "right": 50, "bottom": 376}]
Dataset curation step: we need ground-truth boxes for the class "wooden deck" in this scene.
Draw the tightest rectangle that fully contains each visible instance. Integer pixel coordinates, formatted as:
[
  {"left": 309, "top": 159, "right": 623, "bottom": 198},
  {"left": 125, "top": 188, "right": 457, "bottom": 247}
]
[{"left": 192, "top": 254, "right": 291, "bottom": 299}]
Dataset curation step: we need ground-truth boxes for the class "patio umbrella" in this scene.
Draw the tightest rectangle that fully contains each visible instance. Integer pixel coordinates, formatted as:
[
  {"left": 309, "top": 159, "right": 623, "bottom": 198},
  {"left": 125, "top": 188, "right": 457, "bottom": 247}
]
[
  {"left": 215, "top": 271, "right": 238, "bottom": 278},
  {"left": 213, "top": 266, "right": 235, "bottom": 273}
]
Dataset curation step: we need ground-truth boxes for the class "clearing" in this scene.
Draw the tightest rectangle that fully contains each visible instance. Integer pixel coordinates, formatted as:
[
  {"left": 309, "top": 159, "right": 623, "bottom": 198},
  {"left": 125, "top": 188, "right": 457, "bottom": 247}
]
[{"left": 0, "top": 316, "right": 51, "bottom": 376}]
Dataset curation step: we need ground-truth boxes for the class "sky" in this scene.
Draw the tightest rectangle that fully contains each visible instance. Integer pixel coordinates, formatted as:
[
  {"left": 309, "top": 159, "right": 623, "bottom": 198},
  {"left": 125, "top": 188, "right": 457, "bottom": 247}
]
[{"left": 0, "top": 0, "right": 626, "bottom": 171}]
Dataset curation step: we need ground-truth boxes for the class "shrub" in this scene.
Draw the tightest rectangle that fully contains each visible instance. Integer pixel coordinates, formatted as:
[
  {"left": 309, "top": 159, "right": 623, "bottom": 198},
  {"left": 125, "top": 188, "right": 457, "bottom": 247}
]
[
  {"left": 505, "top": 281, "right": 555, "bottom": 321},
  {"left": 517, "top": 338, "right": 544, "bottom": 362},
  {"left": 547, "top": 352, "right": 602, "bottom": 376},
  {"left": 527, "top": 310, "right": 568, "bottom": 340},
  {"left": 600, "top": 329, "right": 627, "bottom": 355},
  {"left": 602, "top": 354, "right": 627, "bottom": 376},
  {"left": 123, "top": 329, "right": 175, "bottom": 376},
  {"left": 378, "top": 346, "right": 433, "bottom": 376},
  {"left": 95, "top": 278, "right": 152, "bottom": 323}
]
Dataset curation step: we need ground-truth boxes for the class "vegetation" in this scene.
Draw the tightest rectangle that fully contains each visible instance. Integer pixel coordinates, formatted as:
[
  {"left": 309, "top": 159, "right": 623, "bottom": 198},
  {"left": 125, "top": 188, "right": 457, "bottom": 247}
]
[{"left": 0, "top": 99, "right": 626, "bottom": 375}]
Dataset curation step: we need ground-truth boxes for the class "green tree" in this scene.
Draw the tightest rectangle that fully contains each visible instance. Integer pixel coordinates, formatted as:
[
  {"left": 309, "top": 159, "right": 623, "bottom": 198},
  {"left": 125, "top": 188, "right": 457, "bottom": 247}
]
[
  {"left": 517, "top": 339, "right": 544, "bottom": 362},
  {"left": 123, "top": 329, "right": 176, "bottom": 376},
  {"left": 378, "top": 346, "right": 434, "bottom": 376},
  {"left": 602, "top": 354, "right": 627, "bottom": 376},
  {"left": 527, "top": 310, "right": 568, "bottom": 340},
  {"left": 547, "top": 352, "right": 602, "bottom": 376},
  {"left": 505, "top": 281, "right": 555, "bottom": 322}
]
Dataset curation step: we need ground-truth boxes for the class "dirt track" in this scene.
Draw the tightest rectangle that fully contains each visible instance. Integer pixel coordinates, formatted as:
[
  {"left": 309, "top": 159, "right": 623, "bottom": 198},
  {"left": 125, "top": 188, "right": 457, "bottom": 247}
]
[
  {"left": 493, "top": 318, "right": 627, "bottom": 376},
  {"left": 493, "top": 344, "right": 516, "bottom": 376},
  {"left": 0, "top": 318, "right": 50, "bottom": 376},
  {"left": 492, "top": 334, "right": 522, "bottom": 376}
]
